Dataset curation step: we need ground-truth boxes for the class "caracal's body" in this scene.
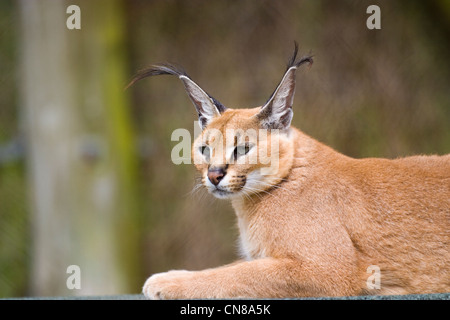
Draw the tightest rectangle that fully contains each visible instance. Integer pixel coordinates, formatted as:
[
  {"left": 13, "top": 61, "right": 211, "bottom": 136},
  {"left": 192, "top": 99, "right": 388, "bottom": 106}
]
[{"left": 131, "top": 44, "right": 449, "bottom": 298}]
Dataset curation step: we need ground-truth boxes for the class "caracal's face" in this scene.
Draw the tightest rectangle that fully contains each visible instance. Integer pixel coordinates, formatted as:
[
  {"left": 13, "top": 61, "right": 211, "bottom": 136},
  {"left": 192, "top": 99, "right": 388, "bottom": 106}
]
[
  {"left": 129, "top": 44, "right": 311, "bottom": 199},
  {"left": 193, "top": 108, "right": 293, "bottom": 199}
]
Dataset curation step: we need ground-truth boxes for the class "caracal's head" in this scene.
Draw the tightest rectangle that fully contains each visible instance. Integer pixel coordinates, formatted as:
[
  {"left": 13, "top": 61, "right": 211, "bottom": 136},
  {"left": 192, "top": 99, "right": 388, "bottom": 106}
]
[{"left": 129, "top": 43, "right": 312, "bottom": 200}]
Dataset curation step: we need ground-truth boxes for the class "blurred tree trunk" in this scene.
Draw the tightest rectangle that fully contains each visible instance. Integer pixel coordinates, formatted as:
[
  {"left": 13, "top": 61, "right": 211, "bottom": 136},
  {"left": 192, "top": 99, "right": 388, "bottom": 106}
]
[{"left": 20, "top": 0, "right": 141, "bottom": 296}]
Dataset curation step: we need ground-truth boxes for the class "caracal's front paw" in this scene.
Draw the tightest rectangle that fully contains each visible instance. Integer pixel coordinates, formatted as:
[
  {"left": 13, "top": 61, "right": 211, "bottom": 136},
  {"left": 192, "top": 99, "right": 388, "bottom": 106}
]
[{"left": 142, "top": 270, "right": 193, "bottom": 300}]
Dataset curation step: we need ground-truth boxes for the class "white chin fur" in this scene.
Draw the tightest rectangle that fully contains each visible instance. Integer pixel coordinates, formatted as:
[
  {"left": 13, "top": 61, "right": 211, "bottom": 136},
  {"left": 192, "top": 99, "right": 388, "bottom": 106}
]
[
  {"left": 205, "top": 169, "right": 271, "bottom": 200},
  {"left": 210, "top": 189, "right": 235, "bottom": 199}
]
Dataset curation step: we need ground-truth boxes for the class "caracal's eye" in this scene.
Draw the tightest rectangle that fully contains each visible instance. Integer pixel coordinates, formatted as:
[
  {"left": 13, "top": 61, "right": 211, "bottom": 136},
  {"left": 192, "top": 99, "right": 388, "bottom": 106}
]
[
  {"left": 233, "top": 144, "right": 251, "bottom": 160},
  {"left": 199, "top": 145, "right": 210, "bottom": 161}
]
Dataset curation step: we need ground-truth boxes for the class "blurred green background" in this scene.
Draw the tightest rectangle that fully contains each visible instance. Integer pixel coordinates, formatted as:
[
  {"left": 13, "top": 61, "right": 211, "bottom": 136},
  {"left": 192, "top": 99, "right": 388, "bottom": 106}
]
[{"left": 0, "top": 0, "right": 449, "bottom": 297}]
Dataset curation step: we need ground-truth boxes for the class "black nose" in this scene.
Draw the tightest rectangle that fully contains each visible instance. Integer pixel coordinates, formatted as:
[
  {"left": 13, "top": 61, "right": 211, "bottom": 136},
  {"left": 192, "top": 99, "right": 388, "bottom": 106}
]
[{"left": 207, "top": 167, "right": 226, "bottom": 186}]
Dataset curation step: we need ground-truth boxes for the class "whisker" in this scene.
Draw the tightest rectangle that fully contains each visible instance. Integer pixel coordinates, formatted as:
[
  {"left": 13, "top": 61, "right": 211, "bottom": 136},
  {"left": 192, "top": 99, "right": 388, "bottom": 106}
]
[
  {"left": 242, "top": 185, "right": 274, "bottom": 199},
  {"left": 241, "top": 188, "right": 256, "bottom": 204},
  {"left": 184, "top": 181, "right": 204, "bottom": 198},
  {"left": 250, "top": 180, "right": 296, "bottom": 197},
  {"left": 242, "top": 181, "right": 297, "bottom": 206}
]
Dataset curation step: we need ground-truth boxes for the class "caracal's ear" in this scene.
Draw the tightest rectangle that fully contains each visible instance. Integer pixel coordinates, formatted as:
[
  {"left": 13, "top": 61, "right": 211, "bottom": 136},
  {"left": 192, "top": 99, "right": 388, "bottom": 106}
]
[
  {"left": 257, "top": 43, "right": 313, "bottom": 130},
  {"left": 126, "top": 63, "right": 226, "bottom": 129},
  {"left": 179, "top": 75, "right": 224, "bottom": 129}
]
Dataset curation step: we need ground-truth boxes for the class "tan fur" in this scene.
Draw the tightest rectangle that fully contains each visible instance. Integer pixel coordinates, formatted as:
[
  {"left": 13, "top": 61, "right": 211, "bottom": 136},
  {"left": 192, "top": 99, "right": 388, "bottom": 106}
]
[{"left": 143, "top": 105, "right": 449, "bottom": 299}]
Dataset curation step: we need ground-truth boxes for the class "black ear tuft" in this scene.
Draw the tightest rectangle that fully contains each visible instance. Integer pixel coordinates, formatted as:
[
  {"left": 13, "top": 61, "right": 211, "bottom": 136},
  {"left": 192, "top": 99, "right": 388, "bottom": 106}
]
[
  {"left": 126, "top": 63, "right": 227, "bottom": 129},
  {"left": 256, "top": 42, "right": 313, "bottom": 131},
  {"left": 287, "top": 42, "right": 314, "bottom": 70},
  {"left": 125, "top": 63, "right": 189, "bottom": 90}
]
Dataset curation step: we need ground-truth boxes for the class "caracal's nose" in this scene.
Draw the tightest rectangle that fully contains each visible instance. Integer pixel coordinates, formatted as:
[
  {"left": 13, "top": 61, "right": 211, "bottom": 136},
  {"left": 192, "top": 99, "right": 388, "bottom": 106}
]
[{"left": 207, "top": 167, "right": 226, "bottom": 186}]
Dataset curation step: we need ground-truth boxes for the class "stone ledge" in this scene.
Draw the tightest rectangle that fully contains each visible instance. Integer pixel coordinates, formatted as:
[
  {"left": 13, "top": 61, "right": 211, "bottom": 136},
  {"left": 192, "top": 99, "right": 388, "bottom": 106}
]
[{"left": 4, "top": 293, "right": 449, "bottom": 300}]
